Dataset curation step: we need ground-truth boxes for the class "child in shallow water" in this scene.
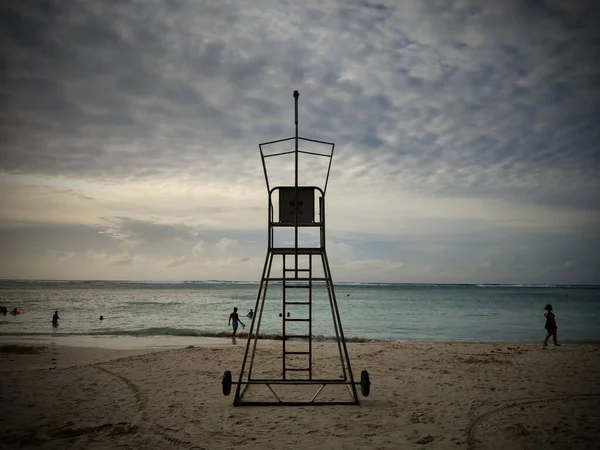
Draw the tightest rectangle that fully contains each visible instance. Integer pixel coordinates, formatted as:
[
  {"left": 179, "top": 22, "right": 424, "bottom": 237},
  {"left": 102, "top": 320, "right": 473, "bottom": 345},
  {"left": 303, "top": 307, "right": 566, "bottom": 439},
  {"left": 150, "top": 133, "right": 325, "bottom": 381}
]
[{"left": 543, "top": 304, "right": 560, "bottom": 347}]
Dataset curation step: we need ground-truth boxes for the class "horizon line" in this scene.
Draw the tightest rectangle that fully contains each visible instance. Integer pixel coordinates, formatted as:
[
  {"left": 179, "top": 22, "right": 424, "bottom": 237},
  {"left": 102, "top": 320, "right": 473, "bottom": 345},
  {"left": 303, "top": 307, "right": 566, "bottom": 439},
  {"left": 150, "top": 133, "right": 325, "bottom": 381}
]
[{"left": 0, "top": 278, "right": 598, "bottom": 287}]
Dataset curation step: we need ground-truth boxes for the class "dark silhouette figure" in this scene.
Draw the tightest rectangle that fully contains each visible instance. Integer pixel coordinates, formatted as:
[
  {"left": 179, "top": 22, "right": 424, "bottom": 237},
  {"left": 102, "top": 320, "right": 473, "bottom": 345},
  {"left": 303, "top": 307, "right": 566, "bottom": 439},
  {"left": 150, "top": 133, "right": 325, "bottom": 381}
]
[
  {"left": 228, "top": 307, "right": 245, "bottom": 338},
  {"left": 99, "top": 315, "right": 104, "bottom": 320},
  {"left": 543, "top": 304, "right": 560, "bottom": 347},
  {"left": 246, "top": 309, "right": 254, "bottom": 319},
  {"left": 52, "top": 311, "right": 59, "bottom": 327}
]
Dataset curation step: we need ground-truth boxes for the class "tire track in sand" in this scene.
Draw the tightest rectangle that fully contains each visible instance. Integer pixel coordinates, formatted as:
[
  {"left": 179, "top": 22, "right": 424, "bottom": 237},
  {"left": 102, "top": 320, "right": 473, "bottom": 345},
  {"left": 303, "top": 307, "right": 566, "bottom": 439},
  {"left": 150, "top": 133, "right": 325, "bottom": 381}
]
[
  {"left": 92, "top": 365, "right": 203, "bottom": 448},
  {"left": 466, "top": 393, "right": 600, "bottom": 450}
]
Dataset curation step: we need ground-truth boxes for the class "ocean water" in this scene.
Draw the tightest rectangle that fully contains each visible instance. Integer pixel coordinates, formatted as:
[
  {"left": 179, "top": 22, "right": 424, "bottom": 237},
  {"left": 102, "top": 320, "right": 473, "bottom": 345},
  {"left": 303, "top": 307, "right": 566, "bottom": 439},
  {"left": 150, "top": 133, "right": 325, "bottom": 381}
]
[{"left": 0, "top": 280, "right": 598, "bottom": 344}]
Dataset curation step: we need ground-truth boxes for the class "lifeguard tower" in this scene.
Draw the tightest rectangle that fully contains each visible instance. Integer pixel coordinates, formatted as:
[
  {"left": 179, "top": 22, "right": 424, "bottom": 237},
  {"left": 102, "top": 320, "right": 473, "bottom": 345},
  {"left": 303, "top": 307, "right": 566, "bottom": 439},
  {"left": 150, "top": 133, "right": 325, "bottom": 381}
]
[{"left": 221, "top": 91, "right": 370, "bottom": 406}]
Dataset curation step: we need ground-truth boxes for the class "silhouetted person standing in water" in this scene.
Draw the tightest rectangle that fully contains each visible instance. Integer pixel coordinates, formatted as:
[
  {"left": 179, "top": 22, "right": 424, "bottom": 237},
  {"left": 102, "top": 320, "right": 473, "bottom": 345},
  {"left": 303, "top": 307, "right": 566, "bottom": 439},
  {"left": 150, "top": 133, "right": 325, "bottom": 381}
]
[
  {"left": 228, "top": 307, "right": 245, "bottom": 339},
  {"left": 543, "top": 304, "right": 560, "bottom": 347},
  {"left": 246, "top": 309, "right": 253, "bottom": 319},
  {"left": 52, "top": 311, "right": 59, "bottom": 327}
]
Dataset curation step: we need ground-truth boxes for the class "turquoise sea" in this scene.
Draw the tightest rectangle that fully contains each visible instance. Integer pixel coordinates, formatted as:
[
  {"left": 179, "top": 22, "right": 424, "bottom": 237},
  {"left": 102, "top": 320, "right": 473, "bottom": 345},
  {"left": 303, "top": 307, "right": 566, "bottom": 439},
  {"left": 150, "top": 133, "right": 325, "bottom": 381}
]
[{"left": 0, "top": 280, "right": 598, "bottom": 345}]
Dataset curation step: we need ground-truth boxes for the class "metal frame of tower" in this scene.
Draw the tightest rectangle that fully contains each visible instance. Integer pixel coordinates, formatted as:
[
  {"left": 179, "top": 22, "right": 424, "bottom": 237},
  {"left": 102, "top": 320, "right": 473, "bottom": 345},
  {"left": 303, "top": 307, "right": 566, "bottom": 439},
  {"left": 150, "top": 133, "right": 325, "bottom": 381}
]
[{"left": 221, "top": 91, "right": 370, "bottom": 406}]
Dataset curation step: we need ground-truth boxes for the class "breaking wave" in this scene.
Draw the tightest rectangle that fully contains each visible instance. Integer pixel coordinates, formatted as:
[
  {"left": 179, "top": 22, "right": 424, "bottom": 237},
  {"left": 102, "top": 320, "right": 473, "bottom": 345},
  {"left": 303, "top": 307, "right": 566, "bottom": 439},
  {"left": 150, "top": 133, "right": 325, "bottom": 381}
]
[{"left": 0, "top": 327, "right": 385, "bottom": 343}]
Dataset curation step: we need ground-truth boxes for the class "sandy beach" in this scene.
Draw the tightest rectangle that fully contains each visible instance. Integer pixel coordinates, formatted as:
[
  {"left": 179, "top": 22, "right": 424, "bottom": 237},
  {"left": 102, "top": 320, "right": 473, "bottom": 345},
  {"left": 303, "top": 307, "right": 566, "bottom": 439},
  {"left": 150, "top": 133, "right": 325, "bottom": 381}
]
[{"left": 1, "top": 340, "right": 599, "bottom": 449}]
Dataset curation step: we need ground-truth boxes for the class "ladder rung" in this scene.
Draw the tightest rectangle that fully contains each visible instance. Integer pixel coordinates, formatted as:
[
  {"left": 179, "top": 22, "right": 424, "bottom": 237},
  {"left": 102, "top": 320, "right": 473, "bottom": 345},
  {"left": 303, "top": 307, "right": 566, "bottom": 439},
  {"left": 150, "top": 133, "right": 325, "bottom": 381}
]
[
  {"left": 284, "top": 268, "right": 311, "bottom": 272},
  {"left": 284, "top": 285, "right": 311, "bottom": 289},
  {"left": 284, "top": 302, "right": 310, "bottom": 305},
  {"left": 284, "top": 334, "right": 311, "bottom": 339},
  {"left": 284, "top": 318, "right": 310, "bottom": 322},
  {"left": 272, "top": 248, "right": 322, "bottom": 254},
  {"left": 266, "top": 277, "right": 327, "bottom": 282},
  {"left": 265, "top": 277, "right": 327, "bottom": 282},
  {"left": 284, "top": 351, "right": 310, "bottom": 355},
  {"left": 271, "top": 223, "right": 322, "bottom": 228},
  {"left": 284, "top": 368, "right": 311, "bottom": 371}
]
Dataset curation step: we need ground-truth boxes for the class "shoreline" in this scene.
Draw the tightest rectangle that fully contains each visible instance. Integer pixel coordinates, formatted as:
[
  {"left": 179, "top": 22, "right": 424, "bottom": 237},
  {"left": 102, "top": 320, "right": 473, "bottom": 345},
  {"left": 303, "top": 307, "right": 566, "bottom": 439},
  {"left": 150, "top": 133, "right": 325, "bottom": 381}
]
[
  {"left": 0, "top": 334, "right": 234, "bottom": 350},
  {"left": 1, "top": 332, "right": 598, "bottom": 351}
]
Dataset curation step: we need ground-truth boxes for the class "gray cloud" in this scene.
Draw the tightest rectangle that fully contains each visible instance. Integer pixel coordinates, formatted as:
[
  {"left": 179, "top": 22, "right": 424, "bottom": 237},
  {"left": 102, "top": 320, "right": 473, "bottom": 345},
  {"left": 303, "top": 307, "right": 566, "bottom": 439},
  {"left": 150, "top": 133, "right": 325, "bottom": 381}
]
[
  {"left": 0, "top": 223, "right": 117, "bottom": 255},
  {"left": 1, "top": 1, "right": 598, "bottom": 189},
  {"left": 0, "top": 0, "right": 599, "bottom": 283}
]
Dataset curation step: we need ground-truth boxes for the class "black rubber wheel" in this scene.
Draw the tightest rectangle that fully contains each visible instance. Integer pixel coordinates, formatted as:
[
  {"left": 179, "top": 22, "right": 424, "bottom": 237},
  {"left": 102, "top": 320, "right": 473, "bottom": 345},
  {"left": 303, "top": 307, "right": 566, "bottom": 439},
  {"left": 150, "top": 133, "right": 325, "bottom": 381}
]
[
  {"left": 222, "top": 370, "right": 232, "bottom": 396},
  {"left": 360, "top": 370, "right": 371, "bottom": 397}
]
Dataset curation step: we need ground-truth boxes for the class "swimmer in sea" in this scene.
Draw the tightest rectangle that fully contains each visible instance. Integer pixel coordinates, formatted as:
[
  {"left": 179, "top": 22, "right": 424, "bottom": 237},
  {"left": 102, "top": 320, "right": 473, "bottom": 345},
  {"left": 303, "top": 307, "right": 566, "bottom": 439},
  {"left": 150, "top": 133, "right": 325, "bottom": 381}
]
[
  {"left": 246, "top": 309, "right": 254, "bottom": 319},
  {"left": 228, "top": 307, "right": 245, "bottom": 339},
  {"left": 52, "top": 310, "right": 59, "bottom": 327}
]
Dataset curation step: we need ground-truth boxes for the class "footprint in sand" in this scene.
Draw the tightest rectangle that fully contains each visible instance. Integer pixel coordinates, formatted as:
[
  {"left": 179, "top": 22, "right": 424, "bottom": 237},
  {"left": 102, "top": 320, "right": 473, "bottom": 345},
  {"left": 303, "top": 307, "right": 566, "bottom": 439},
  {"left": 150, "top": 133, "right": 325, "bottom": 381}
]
[{"left": 415, "top": 434, "right": 435, "bottom": 444}]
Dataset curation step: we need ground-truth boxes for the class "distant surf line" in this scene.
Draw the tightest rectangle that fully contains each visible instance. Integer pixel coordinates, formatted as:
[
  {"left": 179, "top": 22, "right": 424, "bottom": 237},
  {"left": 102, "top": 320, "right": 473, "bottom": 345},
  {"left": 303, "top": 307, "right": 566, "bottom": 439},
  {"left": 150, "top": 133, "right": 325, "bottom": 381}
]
[{"left": 0, "top": 328, "right": 385, "bottom": 343}]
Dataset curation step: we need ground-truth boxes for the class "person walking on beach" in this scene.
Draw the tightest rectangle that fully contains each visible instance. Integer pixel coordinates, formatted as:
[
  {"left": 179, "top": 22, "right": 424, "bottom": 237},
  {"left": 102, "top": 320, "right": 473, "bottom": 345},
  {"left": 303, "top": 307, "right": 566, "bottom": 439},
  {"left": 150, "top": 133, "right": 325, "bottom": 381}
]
[
  {"left": 543, "top": 304, "right": 560, "bottom": 347},
  {"left": 228, "top": 307, "right": 245, "bottom": 339},
  {"left": 52, "top": 310, "right": 59, "bottom": 327}
]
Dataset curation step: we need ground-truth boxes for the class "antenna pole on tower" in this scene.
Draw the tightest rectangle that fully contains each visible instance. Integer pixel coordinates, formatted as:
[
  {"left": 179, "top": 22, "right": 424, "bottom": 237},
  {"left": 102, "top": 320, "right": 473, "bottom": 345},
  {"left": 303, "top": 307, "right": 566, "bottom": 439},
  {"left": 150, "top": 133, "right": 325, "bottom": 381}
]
[
  {"left": 294, "top": 90, "right": 299, "bottom": 188},
  {"left": 293, "top": 90, "right": 300, "bottom": 279}
]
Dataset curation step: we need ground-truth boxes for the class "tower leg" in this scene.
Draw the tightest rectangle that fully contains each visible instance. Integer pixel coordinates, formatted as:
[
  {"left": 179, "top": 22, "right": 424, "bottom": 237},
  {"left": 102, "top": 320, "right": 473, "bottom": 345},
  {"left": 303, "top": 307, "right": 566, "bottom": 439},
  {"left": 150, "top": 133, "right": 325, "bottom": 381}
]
[
  {"left": 234, "top": 251, "right": 274, "bottom": 405},
  {"left": 321, "top": 251, "right": 359, "bottom": 403}
]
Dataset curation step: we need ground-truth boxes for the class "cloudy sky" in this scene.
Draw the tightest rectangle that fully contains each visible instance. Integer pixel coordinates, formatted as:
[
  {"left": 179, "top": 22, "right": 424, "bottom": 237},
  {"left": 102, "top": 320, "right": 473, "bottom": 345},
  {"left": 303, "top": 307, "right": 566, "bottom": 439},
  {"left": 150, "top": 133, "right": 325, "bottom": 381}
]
[{"left": 0, "top": 0, "right": 599, "bottom": 284}]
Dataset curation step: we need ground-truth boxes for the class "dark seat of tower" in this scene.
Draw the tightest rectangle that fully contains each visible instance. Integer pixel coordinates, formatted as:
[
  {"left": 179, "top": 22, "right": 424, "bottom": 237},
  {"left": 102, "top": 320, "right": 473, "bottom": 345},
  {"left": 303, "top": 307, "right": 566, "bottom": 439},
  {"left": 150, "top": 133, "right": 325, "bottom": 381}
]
[{"left": 278, "top": 186, "right": 316, "bottom": 225}]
